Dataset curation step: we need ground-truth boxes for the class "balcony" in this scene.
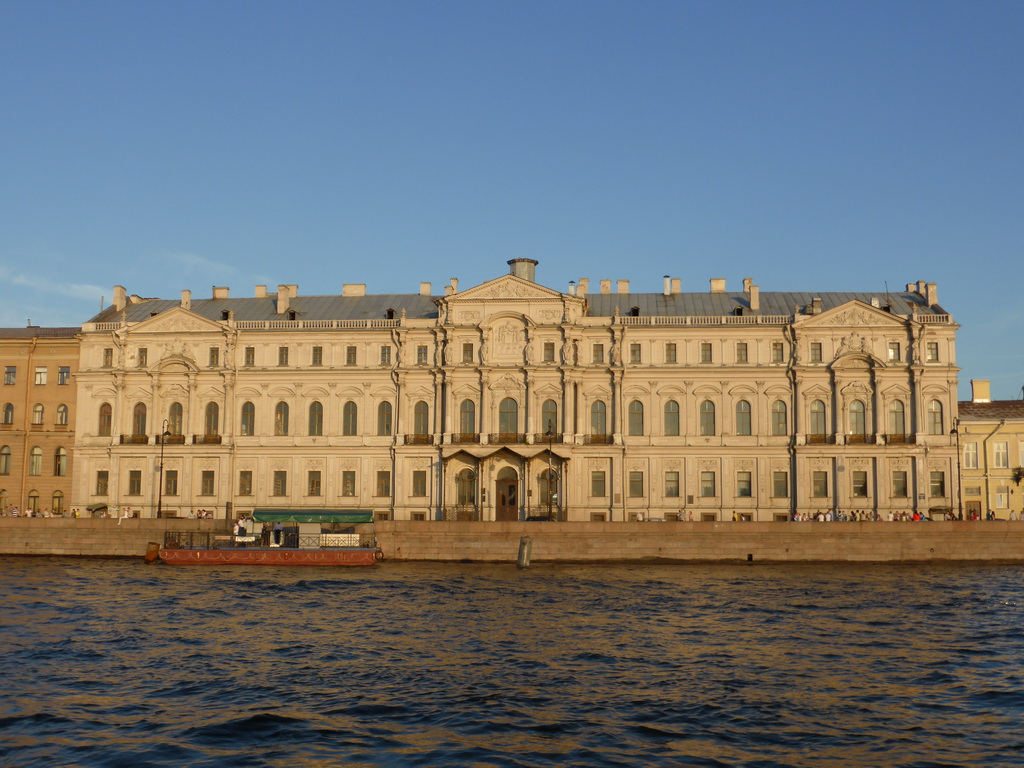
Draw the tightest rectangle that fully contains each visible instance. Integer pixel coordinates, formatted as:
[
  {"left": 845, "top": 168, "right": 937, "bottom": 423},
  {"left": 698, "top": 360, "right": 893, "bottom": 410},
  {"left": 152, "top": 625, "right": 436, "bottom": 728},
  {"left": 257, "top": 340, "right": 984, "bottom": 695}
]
[
  {"left": 846, "top": 434, "right": 870, "bottom": 444},
  {"left": 404, "top": 434, "right": 434, "bottom": 445},
  {"left": 163, "top": 434, "right": 186, "bottom": 445},
  {"left": 534, "top": 433, "right": 563, "bottom": 444},
  {"left": 885, "top": 433, "right": 915, "bottom": 444},
  {"left": 488, "top": 433, "right": 526, "bottom": 444},
  {"left": 193, "top": 434, "right": 223, "bottom": 445},
  {"left": 584, "top": 434, "right": 614, "bottom": 445},
  {"left": 450, "top": 433, "right": 480, "bottom": 444},
  {"left": 807, "top": 434, "right": 835, "bottom": 445},
  {"left": 120, "top": 434, "right": 149, "bottom": 445},
  {"left": 443, "top": 506, "right": 481, "bottom": 521}
]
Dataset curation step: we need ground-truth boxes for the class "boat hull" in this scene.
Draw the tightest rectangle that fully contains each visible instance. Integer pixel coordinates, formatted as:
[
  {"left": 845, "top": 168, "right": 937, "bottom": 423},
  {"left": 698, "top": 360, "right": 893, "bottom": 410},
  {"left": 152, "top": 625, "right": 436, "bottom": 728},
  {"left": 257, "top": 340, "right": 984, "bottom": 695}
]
[{"left": 158, "top": 547, "right": 381, "bottom": 566}]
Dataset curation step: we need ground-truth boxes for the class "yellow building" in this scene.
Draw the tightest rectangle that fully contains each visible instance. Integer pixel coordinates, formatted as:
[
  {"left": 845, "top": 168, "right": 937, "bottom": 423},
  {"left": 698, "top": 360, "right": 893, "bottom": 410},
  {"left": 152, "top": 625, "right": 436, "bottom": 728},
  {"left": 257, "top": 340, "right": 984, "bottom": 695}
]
[
  {"left": 956, "top": 380, "right": 1024, "bottom": 519},
  {"left": 0, "top": 327, "right": 79, "bottom": 514}
]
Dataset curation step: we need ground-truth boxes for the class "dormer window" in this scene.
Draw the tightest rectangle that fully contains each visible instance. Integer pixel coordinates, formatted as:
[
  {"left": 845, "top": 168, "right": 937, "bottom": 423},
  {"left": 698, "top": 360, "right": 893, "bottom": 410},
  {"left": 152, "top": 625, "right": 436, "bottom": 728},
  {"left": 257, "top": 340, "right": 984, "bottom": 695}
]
[{"left": 386, "top": 308, "right": 396, "bottom": 320}]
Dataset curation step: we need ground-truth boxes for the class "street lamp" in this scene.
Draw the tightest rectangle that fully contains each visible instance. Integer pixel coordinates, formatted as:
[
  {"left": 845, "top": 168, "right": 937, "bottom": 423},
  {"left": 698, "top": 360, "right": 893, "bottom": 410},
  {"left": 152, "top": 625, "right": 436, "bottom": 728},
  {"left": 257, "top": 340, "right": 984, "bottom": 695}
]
[
  {"left": 545, "top": 427, "right": 555, "bottom": 521},
  {"left": 157, "top": 419, "right": 171, "bottom": 519},
  {"left": 950, "top": 417, "right": 963, "bottom": 520}
]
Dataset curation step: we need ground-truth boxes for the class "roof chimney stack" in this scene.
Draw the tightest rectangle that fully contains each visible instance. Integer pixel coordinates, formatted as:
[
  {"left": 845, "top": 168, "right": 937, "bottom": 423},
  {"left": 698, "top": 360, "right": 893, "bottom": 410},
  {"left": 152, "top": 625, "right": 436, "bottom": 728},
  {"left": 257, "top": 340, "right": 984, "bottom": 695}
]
[
  {"left": 971, "top": 379, "right": 991, "bottom": 403},
  {"left": 710, "top": 278, "right": 726, "bottom": 293},
  {"left": 419, "top": 282, "right": 432, "bottom": 296},
  {"left": 181, "top": 290, "right": 191, "bottom": 310},
  {"left": 663, "top": 275, "right": 671, "bottom": 296},
  {"left": 113, "top": 285, "right": 127, "bottom": 312},
  {"left": 507, "top": 258, "right": 538, "bottom": 282},
  {"left": 276, "top": 285, "right": 290, "bottom": 314}
]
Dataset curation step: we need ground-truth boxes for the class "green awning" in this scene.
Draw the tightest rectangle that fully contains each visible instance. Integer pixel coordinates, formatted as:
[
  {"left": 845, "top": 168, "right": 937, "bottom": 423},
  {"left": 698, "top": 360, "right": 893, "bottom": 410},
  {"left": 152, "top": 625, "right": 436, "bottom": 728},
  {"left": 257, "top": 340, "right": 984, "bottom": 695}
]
[{"left": 251, "top": 509, "right": 374, "bottom": 524}]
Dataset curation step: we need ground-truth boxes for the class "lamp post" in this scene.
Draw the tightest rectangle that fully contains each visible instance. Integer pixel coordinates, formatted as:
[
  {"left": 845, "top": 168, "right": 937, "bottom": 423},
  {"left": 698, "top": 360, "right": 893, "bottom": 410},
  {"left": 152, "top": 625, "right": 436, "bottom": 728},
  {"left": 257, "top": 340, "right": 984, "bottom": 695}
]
[
  {"left": 157, "top": 419, "right": 170, "bottom": 519},
  {"left": 545, "top": 427, "right": 555, "bottom": 521},
  {"left": 950, "top": 417, "right": 962, "bottom": 520}
]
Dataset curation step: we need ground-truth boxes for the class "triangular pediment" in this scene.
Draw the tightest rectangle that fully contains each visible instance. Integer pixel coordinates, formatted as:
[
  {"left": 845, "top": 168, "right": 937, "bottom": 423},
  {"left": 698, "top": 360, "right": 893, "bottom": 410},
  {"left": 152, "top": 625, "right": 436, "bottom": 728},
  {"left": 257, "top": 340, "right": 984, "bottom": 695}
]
[
  {"left": 131, "top": 307, "right": 223, "bottom": 334},
  {"left": 449, "top": 274, "right": 565, "bottom": 302},
  {"left": 803, "top": 300, "right": 907, "bottom": 329}
]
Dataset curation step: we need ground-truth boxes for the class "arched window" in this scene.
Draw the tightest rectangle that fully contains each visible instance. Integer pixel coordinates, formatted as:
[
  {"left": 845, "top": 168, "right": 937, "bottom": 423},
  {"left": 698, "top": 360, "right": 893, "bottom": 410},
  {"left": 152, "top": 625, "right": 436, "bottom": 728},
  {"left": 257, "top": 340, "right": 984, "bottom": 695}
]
[
  {"left": 168, "top": 402, "right": 183, "bottom": 435},
  {"left": 0, "top": 489, "right": 6, "bottom": 509},
  {"left": 98, "top": 403, "right": 111, "bottom": 436},
  {"left": 29, "top": 446, "right": 42, "bottom": 476},
  {"left": 132, "top": 403, "right": 147, "bottom": 436},
  {"left": 274, "top": 402, "right": 289, "bottom": 436},
  {"left": 205, "top": 402, "right": 220, "bottom": 436},
  {"left": 771, "top": 400, "right": 788, "bottom": 436},
  {"left": 735, "top": 400, "right": 751, "bottom": 436},
  {"left": 849, "top": 400, "right": 866, "bottom": 437},
  {"left": 459, "top": 399, "right": 476, "bottom": 435},
  {"left": 456, "top": 468, "right": 477, "bottom": 507},
  {"left": 377, "top": 401, "right": 392, "bottom": 436},
  {"left": 664, "top": 400, "right": 680, "bottom": 436},
  {"left": 2, "top": 404, "right": 13, "bottom": 425},
  {"left": 343, "top": 401, "right": 358, "bottom": 436},
  {"left": 591, "top": 400, "right": 607, "bottom": 436},
  {"left": 53, "top": 447, "right": 67, "bottom": 477},
  {"left": 240, "top": 402, "right": 255, "bottom": 436},
  {"left": 888, "top": 400, "right": 906, "bottom": 436},
  {"left": 541, "top": 399, "right": 558, "bottom": 435},
  {"left": 539, "top": 468, "right": 558, "bottom": 507},
  {"left": 413, "top": 401, "right": 429, "bottom": 436},
  {"left": 32, "top": 404, "right": 44, "bottom": 425},
  {"left": 927, "top": 400, "right": 944, "bottom": 435},
  {"left": 498, "top": 398, "right": 518, "bottom": 435},
  {"left": 56, "top": 404, "right": 69, "bottom": 426},
  {"left": 52, "top": 490, "right": 64, "bottom": 515},
  {"left": 0, "top": 446, "right": 10, "bottom": 475},
  {"left": 308, "top": 401, "right": 323, "bottom": 436},
  {"left": 699, "top": 400, "right": 716, "bottom": 436},
  {"left": 810, "top": 400, "right": 826, "bottom": 436},
  {"left": 628, "top": 400, "right": 644, "bottom": 436},
  {"left": 27, "top": 491, "right": 39, "bottom": 513}
]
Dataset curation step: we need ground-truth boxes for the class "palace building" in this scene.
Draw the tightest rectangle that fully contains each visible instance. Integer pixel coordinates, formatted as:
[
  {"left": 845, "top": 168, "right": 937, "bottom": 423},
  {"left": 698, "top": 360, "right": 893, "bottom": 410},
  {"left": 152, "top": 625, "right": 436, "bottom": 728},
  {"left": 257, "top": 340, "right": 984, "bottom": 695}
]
[
  {"left": 956, "top": 380, "right": 1024, "bottom": 519},
  {"left": 71, "top": 260, "right": 960, "bottom": 521}
]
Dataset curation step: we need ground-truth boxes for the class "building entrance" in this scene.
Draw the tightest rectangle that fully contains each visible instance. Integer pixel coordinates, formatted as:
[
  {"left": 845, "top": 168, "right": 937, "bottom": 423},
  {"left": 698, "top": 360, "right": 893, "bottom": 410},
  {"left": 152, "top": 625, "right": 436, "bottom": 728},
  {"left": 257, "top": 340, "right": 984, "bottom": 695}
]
[{"left": 495, "top": 468, "right": 519, "bottom": 521}]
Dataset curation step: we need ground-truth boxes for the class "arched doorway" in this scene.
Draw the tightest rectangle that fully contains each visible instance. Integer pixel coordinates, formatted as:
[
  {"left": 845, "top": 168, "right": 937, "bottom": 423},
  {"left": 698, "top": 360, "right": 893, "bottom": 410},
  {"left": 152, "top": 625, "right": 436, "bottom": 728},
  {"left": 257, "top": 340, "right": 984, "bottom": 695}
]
[{"left": 495, "top": 467, "right": 519, "bottom": 521}]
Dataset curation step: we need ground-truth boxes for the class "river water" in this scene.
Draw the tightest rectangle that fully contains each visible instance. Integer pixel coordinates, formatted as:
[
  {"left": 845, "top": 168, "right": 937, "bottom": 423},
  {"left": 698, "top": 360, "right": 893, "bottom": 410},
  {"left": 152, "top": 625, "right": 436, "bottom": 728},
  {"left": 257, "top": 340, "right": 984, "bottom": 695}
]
[{"left": 2, "top": 558, "right": 1023, "bottom": 767}]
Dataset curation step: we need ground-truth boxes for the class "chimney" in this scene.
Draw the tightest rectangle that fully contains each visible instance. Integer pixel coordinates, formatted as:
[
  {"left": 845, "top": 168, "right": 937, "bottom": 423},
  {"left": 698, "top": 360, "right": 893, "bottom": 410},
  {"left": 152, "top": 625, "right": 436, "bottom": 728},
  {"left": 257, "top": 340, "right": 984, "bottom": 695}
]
[
  {"left": 255, "top": 285, "right": 267, "bottom": 298},
  {"left": 213, "top": 286, "right": 229, "bottom": 299},
  {"left": 286, "top": 284, "right": 298, "bottom": 298},
  {"left": 450, "top": 277, "right": 459, "bottom": 293},
  {"left": 617, "top": 280, "right": 629, "bottom": 294},
  {"left": 971, "top": 379, "right": 991, "bottom": 403},
  {"left": 811, "top": 297, "right": 822, "bottom": 314},
  {"left": 749, "top": 285, "right": 760, "bottom": 311},
  {"left": 710, "top": 278, "right": 726, "bottom": 293},
  {"left": 342, "top": 284, "right": 366, "bottom": 297},
  {"left": 577, "top": 278, "right": 589, "bottom": 295},
  {"left": 671, "top": 278, "right": 681, "bottom": 294},
  {"left": 663, "top": 276, "right": 671, "bottom": 296},
  {"left": 568, "top": 281, "right": 576, "bottom": 296},
  {"left": 743, "top": 277, "right": 753, "bottom": 293},
  {"left": 925, "top": 282, "right": 938, "bottom": 307},
  {"left": 444, "top": 284, "right": 454, "bottom": 296},
  {"left": 600, "top": 280, "right": 612, "bottom": 294},
  {"left": 276, "top": 285, "right": 290, "bottom": 314},
  {"left": 113, "top": 285, "right": 127, "bottom": 312},
  {"left": 906, "top": 283, "right": 915, "bottom": 293},
  {"left": 507, "top": 258, "right": 538, "bottom": 282},
  {"left": 181, "top": 290, "right": 191, "bottom": 310},
  {"left": 419, "top": 282, "right": 432, "bottom": 296}
]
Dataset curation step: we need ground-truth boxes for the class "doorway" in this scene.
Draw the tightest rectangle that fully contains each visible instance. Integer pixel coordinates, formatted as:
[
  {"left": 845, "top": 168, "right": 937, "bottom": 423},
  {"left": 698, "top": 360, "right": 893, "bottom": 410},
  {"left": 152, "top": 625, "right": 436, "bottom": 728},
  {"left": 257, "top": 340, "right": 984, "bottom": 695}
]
[{"left": 495, "top": 467, "right": 519, "bottom": 521}]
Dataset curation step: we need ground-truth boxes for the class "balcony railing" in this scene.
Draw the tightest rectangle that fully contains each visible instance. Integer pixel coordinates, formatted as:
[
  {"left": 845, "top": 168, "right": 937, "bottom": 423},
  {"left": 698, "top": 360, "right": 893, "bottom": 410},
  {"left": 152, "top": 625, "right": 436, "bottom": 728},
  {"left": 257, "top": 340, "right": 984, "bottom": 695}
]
[
  {"left": 534, "top": 433, "right": 563, "bottom": 444},
  {"left": 450, "top": 433, "right": 480, "bottom": 444},
  {"left": 163, "top": 434, "right": 186, "bottom": 445},
  {"left": 404, "top": 434, "right": 434, "bottom": 445},
  {"left": 524, "top": 507, "right": 566, "bottom": 521},
  {"left": 806, "top": 434, "right": 835, "bottom": 445},
  {"left": 443, "top": 506, "right": 481, "bottom": 521},
  {"left": 584, "top": 434, "right": 614, "bottom": 445},
  {"left": 846, "top": 434, "right": 870, "bottom": 444},
  {"left": 885, "top": 433, "right": 915, "bottom": 444},
  {"left": 120, "top": 434, "right": 149, "bottom": 445},
  {"left": 488, "top": 433, "right": 526, "bottom": 444},
  {"left": 193, "top": 434, "right": 223, "bottom": 445}
]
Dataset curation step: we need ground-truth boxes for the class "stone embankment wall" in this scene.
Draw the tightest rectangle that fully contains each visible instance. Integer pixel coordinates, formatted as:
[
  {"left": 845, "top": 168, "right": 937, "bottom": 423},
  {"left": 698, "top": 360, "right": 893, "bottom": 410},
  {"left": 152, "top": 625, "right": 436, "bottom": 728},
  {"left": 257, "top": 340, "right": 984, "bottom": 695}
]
[{"left": 4, "top": 518, "right": 1024, "bottom": 562}]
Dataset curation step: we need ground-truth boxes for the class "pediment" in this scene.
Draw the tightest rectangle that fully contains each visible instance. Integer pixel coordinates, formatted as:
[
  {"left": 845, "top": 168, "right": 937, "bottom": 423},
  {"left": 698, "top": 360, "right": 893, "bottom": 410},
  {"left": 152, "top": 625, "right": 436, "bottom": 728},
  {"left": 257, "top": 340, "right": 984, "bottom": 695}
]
[
  {"left": 131, "top": 307, "right": 223, "bottom": 335},
  {"left": 451, "top": 275, "right": 565, "bottom": 302},
  {"left": 803, "top": 300, "right": 907, "bottom": 329}
]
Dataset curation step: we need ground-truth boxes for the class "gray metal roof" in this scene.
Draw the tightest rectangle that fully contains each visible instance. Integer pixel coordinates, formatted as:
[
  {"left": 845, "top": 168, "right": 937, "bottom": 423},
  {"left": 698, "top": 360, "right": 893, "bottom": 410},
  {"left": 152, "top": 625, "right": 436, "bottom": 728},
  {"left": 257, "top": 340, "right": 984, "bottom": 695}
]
[{"left": 583, "top": 290, "right": 939, "bottom": 317}]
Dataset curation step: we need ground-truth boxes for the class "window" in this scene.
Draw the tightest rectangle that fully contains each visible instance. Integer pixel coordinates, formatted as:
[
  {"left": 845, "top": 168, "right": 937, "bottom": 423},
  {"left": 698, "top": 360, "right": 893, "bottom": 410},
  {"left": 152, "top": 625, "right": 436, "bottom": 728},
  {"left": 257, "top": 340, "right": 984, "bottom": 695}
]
[
  {"left": 812, "top": 471, "right": 828, "bottom": 497},
  {"left": 771, "top": 342, "right": 784, "bottom": 363},
  {"left": 0, "top": 445, "right": 9, "bottom": 475},
  {"left": 964, "top": 442, "right": 979, "bottom": 470},
  {"left": 772, "top": 471, "right": 788, "bottom": 498},
  {"left": 53, "top": 447, "right": 67, "bottom": 476},
  {"left": 165, "top": 470, "right": 179, "bottom": 496},
  {"left": 664, "top": 400, "right": 680, "bottom": 436},
  {"left": 462, "top": 343, "right": 474, "bottom": 364},
  {"left": 27, "top": 491, "right": 39, "bottom": 513},
  {"left": 459, "top": 400, "right": 476, "bottom": 434},
  {"left": 209, "top": 347, "right": 220, "bottom": 367},
  {"left": 244, "top": 347, "right": 255, "bottom": 366},
  {"left": 849, "top": 400, "right": 866, "bottom": 438},
  {"left": 96, "top": 470, "right": 108, "bottom": 495},
  {"left": 930, "top": 471, "right": 946, "bottom": 497},
  {"left": 665, "top": 343, "right": 677, "bottom": 364},
  {"left": 629, "top": 343, "right": 641, "bottom": 364},
  {"left": 274, "top": 402, "right": 289, "bottom": 436},
  {"left": 888, "top": 342, "right": 900, "bottom": 362},
  {"left": 32, "top": 404, "right": 44, "bottom": 425},
  {"left": 273, "top": 471, "right": 288, "bottom": 496},
  {"left": 201, "top": 471, "right": 215, "bottom": 495},
  {"left": 699, "top": 400, "right": 716, "bottom": 436},
  {"left": 456, "top": 469, "right": 476, "bottom": 506},
  {"left": 34, "top": 367, "right": 47, "bottom": 385},
  {"left": 737, "top": 471, "right": 752, "bottom": 497},
  {"left": 343, "top": 401, "right": 358, "bottom": 436},
  {"left": 52, "top": 491, "right": 64, "bottom": 515},
  {"left": 771, "top": 400, "right": 788, "bottom": 436},
  {"left": 628, "top": 400, "right": 644, "bottom": 436},
  {"left": 137, "top": 348, "right": 147, "bottom": 368},
  {"left": 133, "top": 403, "right": 147, "bottom": 436},
  {"left": 541, "top": 400, "right": 558, "bottom": 435},
  {"left": 810, "top": 400, "right": 826, "bottom": 437},
  {"left": 416, "top": 345, "right": 428, "bottom": 365},
  {"left": 735, "top": 400, "right": 751, "bottom": 436},
  {"left": 56, "top": 404, "right": 68, "bottom": 426},
  {"left": 926, "top": 342, "right": 939, "bottom": 362},
  {"left": 3, "top": 367, "right": 14, "bottom": 385},
  {"left": 591, "top": 400, "right": 607, "bottom": 436},
  {"left": 413, "top": 401, "right": 429, "bottom": 436},
  {"left": 346, "top": 346, "right": 357, "bottom": 366},
  {"left": 592, "top": 344, "right": 604, "bottom": 364},
  {"left": 98, "top": 403, "right": 111, "bottom": 436},
  {"left": 278, "top": 347, "right": 289, "bottom": 366},
  {"left": 377, "top": 402, "right": 393, "bottom": 436},
  {"left": 311, "top": 346, "right": 323, "bottom": 366},
  {"left": 888, "top": 400, "right": 906, "bottom": 436},
  {"left": 892, "top": 471, "right": 908, "bottom": 497},
  {"left": 205, "top": 402, "right": 219, "bottom": 436},
  {"left": 736, "top": 343, "right": 748, "bottom": 363},
  {"left": 700, "top": 342, "right": 712, "bottom": 363},
  {"left": 499, "top": 398, "right": 518, "bottom": 435},
  {"left": 994, "top": 441, "right": 1009, "bottom": 469},
  {"left": 628, "top": 471, "right": 644, "bottom": 498},
  {"left": 412, "top": 470, "right": 427, "bottom": 497},
  {"left": 2, "top": 403, "right": 13, "bottom": 425},
  {"left": 810, "top": 342, "right": 822, "bottom": 363},
  {"left": 927, "top": 400, "right": 943, "bottom": 435},
  {"left": 543, "top": 342, "right": 555, "bottom": 362},
  {"left": 102, "top": 348, "right": 113, "bottom": 367},
  {"left": 307, "top": 470, "right": 321, "bottom": 496},
  {"left": 238, "top": 471, "right": 252, "bottom": 495},
  {"left": 240, "top": 402, "right": 255, "bottom": 436},
  {"left": 700, "top": 471, "right": 716, "bottom": 497},
  {"left": 591, "top": 471, "right": 606, "bottom": 497},
  {"left": 379, "top": 346, "right": 392, "bottom": 366},
  {"left": 996, "top": 487, "right": 1010, "bottom": 509},
  {"left": 308, "top": 401, "right": 323, "bottom": 436},
  {"left": 376, "top": 470, "right": 391, "bottom": 497},
  {"left": 665, "top": 471, "right": 680, "bottom": 498},
  {"left": 342, "top": 471, "right": 356, "bottom": 497},
  {"left": 128, "top": 470, "right": 142, "bottom": 495},
  {"left": 852, "top": 470, "right": 868, "bottom": 497}
]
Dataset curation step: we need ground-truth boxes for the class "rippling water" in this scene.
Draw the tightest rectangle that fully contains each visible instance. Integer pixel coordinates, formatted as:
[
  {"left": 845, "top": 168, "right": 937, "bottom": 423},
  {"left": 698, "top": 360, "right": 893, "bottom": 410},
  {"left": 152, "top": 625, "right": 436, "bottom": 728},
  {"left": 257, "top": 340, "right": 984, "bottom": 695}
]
[{"left": 2, "top": 558, "right": 1023, "bottom": 767}]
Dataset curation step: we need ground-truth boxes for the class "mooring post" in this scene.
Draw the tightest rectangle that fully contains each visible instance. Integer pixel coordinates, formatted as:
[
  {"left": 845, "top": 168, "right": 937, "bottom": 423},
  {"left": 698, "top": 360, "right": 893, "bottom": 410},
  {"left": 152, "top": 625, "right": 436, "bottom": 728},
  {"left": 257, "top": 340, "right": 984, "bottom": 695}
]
[{"left": 517, "top": 536, "right": 533, "bottom": 568}]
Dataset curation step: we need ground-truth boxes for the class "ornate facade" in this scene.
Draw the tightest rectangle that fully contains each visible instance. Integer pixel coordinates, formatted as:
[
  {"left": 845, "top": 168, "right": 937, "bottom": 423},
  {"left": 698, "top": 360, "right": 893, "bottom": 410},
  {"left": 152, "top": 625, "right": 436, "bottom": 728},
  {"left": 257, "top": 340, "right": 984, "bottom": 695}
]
[{"left": 72, "top": 260, "right": 960, "bottom": 521}]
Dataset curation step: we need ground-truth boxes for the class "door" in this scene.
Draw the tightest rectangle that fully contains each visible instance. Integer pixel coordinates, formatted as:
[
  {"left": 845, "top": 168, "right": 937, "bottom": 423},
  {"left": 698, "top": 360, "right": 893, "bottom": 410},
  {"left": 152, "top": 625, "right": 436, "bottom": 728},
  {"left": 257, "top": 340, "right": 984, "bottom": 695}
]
[{"left": 495, "top": 474, "right": 519, "bottom": 521}]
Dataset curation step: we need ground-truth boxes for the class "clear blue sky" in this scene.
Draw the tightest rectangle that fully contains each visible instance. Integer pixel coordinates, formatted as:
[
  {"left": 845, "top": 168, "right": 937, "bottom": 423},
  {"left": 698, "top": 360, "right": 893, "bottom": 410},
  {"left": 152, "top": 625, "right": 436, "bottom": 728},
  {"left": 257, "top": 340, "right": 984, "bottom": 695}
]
[{"left": 2, "top": 1, "right": 1021, "bottom": 399}]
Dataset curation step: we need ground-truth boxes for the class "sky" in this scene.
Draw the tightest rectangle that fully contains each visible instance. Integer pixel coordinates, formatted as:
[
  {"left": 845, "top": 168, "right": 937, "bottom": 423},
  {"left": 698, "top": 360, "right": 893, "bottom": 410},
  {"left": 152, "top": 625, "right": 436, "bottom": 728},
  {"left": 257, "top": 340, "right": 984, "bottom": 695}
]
[{"left": 1, "top": 0, "right": 1021, "bottom": 399}]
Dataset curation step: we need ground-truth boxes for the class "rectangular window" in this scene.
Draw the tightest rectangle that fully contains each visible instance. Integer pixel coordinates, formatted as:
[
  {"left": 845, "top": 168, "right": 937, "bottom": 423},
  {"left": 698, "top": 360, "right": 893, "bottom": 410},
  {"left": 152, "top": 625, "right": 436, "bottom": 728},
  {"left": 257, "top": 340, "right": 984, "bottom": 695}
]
[
  {"left": 4, "top": 366, "right": 15, "bottom": 385},
  {"left": 852, "top": 470, "right": 868, "bottom": 497},
  {"left": 416, "top": 345, "right": 428, "bottom": 365},
  {"left": 994, "top": 441, "right": 1009, "bottom": 469},
  {"left": 592, "top": 344, "right": 604, "bottom": 364},
  {"left": 543, "top": 342, "right": 555, "bottom": 362},
  {"left": 700, "top": 342, "right": 712, "bottom": 363},
  {"left": 772, "top": 471, "right": 788, "bottom": 498},
  {"left": 342, "top": 471, "right": 356, "bottom": 497},
  {"left": 346, "top": 346, "right": 357, "bottom": 366},
  {"left": 629, "top": 343, "right": 641, "bottom": 364},
  {"left": 591, "top": 471, "right": 606, "bottom": 497},
  {"left": 278, "top": 347, "right": 289, "bottom": 366},
  {"left": 380, "top": 346, "right": 392, "bottom": 366},
  {"left": 664, "top": 471, "right": 680, "bottom": 498},
  {"left": 307, "top": 470, "right": 321, "bottom": 496},
  {"left": 462, "top": 343, "right": 474, "bottom": 363},
  {"left": 137, "top": 349, "right": 147, "bottom": 368},
  {"left": 888, "top": 342, "right": 900, "bottom": 362},
  {"left": 102, "top": 348, "right": 113, "bottom": 367},
  {"left": 238, "top": 470, "right": 253, "bottom": 496},
  {"left": 736, "top": 343, "right": 748, "bottom": 364},
  {"left": 376, "top": 470, "right": 391, "bottom": 497},
  {"left": 628, "top": 471, "right": 644, "bottom": 498},
  {"left": 737, "top": 471, "right": 752, "bottom": 498},
  {"left": 665, "top": 343, "right": 677, "bottom": 364},
  {"left": 34, "top": 367, "right": 47, "bottom": 385},
  {"left": 201, "top": 471, "right": 215, "bottom": 495},
  {"left": 771, "top": 342, "right": 784, "bottom": 363},
  {"left": 810, "top": 342, "right": 823, "bottom": 363},
  {"left": 96, "top": 470, "right": 109, "bottom": 496},
  {"left": 412, "top": 470, "right": 427, "bottom": 497},
  {"left": 244, "top": 347, "right": 255, "bottom": 366},
  {"left": 165, "top": 470, "right": 178, "bottom": 496},
  {"left": 812, "top": 471, "right": 828, "bottom": 498},
  {"left": 209, "top": 347, "right": 220, "bottom": 367},
  {"left": 964, "top": 442, "right": 979, "bottom": 470},
  {"left": 996, "top": 487, "right": 1009, "bottom": 509},
  {"left": 892, "top": 471, "right": 908, "bottom": 497},
  {"left": 930, "top": 471, "right": 946, "bottom": 497},
  {"left": 700, "top": 471, "right": 716, "bottom": 498},
  {"left": 128, "top": 470, "right": 142, "bottom": 496},
  {"left": 926, "top": 342, "right": 939, "bottom": 362},
  {"left": 273, "top": 470, "right": 288, "bottom": 496},
  {"left": 58, "top": 366, "right": 71, "bottom": 385},
  {"left": 311, "top": 346, "right": 323, "bottom": 366}
]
